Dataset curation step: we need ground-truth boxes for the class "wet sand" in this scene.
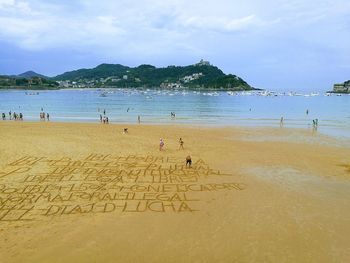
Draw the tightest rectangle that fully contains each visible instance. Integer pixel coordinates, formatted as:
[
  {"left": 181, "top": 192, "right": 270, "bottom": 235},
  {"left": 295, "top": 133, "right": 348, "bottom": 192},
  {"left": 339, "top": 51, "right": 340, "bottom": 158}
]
[{"left": 0, "top": 121, "right": 350, "bottom": 262}]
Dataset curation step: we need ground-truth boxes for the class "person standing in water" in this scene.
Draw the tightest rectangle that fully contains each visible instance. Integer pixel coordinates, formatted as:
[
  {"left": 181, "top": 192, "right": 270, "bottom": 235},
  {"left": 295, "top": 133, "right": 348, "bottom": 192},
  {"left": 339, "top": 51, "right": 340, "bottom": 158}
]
[{"left": 280, "top": 116, "right": 284, "bottom": 127}]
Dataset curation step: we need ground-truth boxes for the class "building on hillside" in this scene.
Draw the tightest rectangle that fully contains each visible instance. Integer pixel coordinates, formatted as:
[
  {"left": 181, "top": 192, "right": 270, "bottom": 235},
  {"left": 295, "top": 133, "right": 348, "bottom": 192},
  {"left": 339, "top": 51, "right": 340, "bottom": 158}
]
[
  {"left": 196, "top": 59, "right": 210, "bottom": 66},
  {"left": 333, "top": 80, "right": 350, "bottom": 93}
]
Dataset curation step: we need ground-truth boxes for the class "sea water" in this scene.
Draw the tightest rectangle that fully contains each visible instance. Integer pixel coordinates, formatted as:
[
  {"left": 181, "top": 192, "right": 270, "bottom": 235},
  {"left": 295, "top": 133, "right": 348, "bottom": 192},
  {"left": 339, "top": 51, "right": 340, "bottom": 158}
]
[{"left": 0, "top": 89, "right": 349, "bottom": 138}]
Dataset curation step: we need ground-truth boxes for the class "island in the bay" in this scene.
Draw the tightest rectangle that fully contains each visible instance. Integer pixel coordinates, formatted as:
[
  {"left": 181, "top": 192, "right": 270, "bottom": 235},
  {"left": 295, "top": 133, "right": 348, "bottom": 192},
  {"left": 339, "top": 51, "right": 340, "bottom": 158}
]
[
  {"left": 332, "top": 80, "right": 350, "bottom": 93},
  {"left": 0, "top": 60, "right": 253, "bottom": 91}
]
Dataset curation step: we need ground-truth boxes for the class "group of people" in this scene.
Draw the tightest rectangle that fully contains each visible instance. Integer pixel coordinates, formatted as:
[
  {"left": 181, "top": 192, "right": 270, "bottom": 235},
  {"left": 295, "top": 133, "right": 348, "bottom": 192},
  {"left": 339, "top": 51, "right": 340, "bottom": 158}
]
[
  {"left": 2, "top": 109, "right": 51, "bottom": 121},
  {"left": 159, "top": 137, "right": 185, "bottom": 151},
  {"left": 2, "top": 111, "right": 23, "bottom": 121},
  {"left": 97, "top": 109, "right": 178, "bottom": 124},
  {"left": 159, "top": 138, "right": 191, "bottom": 167},
  {"left": 98, "top": 108, "right": 110, "bottom": 124},
  {"left": 100, "top": 114, "right": 109, "bottom": 124},
  {"left": 40, "top": 112, "right": 50, "bottom": 121},
  {"left": 280, "top": 109, "right": 319, "bottom": 130}
]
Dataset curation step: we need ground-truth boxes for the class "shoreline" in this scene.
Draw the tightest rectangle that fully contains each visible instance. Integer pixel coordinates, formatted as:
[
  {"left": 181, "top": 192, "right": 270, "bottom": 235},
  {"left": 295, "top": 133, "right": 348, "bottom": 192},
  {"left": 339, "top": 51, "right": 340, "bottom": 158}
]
[{"left": 2, "top": 118, "right": 350, "bottom": 143}]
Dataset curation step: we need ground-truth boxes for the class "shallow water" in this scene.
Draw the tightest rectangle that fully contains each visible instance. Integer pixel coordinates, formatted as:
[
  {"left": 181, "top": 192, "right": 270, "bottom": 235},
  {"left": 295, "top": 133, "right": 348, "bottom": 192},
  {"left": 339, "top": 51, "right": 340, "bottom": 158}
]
[{"left": 0, "top": 89, "right": 349, "bottom": 138}]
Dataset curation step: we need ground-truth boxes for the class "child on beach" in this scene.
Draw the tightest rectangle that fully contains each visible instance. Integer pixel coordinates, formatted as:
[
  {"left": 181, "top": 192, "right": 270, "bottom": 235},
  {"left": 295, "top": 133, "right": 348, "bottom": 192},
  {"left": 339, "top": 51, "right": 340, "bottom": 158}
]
[
  {"left": 186, "top": 155, "right": 192, "bottom": 168},
  {"left": 159, "top": 138, "right": 164, "bottom": 151}
]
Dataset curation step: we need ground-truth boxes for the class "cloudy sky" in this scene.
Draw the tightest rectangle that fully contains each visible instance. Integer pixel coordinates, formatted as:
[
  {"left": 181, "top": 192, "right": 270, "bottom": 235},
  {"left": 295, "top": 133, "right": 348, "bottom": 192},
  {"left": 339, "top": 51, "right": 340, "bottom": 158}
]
[{"left": 0, "top": 0, "right": 349, "bottom": 90}]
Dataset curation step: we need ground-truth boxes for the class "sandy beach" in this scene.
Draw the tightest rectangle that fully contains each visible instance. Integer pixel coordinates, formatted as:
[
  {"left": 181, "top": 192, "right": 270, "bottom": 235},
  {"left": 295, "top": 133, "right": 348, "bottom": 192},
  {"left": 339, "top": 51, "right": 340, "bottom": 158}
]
[{"left": 0, "top": 121, "right": 350, "bottom": 262}]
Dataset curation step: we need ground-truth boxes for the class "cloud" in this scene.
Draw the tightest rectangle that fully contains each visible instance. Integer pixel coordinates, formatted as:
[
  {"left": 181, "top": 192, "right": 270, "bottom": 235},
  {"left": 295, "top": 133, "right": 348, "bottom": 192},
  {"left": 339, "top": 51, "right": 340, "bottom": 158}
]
[
  {"left": 181, "top": 15, "right": 260, "bottom": 32},
  {"left": 0, "top": 0, "right": 271, "bottom": 52},
  {"left": 0, "top": 0, "right": 349, "bottom": 89},
  {"left": 0, "top": 0, "right": 349, "bottom": 55}
]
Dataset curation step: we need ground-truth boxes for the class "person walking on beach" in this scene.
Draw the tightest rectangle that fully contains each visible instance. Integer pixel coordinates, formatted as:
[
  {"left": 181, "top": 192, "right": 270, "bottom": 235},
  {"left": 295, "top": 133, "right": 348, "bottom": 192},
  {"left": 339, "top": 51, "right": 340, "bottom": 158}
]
[
  {"left": 312, "top": 119, "right": 318, "bottom": 132},
  {"left": 9, "top": 111, "right": 12, "bottom": 120},
  {"left": 280, "top": 116, "right": 284, "bottom": 127},
  {"left": 2, "top": 113, "right": 5, "bottom": 120},
  {"left": 159, "top": 138, "right": 164, "bottom": 151},
  {"left": 179, "top": 138, "right": 184, "bottom": 150},
  {"left": 19, "top": 113, "right": 23, "bottom": 121},
  {"left": 100, "top": 114, "right": 103, "bottom": 123},
  {"left": 40, "top": 112, "right": 45, "bottom": 121},
  {"left": 186, "top": 155, "right": 192, "bottom": 168},
  {"left": 47, "top": 113, "right": 50, "bottom": 121},
  {"left": 138, "top": 115, "right": 141, "bottom": 124}
]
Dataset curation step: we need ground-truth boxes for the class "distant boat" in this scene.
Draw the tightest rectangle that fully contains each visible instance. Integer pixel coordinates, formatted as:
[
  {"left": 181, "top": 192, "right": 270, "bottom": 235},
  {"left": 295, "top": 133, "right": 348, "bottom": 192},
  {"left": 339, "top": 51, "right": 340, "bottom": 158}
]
[
  {"left": 25, "top": 92, "right": 39, "bottom": 95},
  {"left": 100, "top": 92, "right": 107, "bottom": 97}
]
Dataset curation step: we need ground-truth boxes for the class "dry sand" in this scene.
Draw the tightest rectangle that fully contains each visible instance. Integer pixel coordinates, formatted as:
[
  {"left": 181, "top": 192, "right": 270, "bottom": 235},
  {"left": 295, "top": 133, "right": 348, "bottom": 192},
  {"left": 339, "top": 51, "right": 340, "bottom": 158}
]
[{"left": 0, "top": 121, "right": 350, "bottom": 262}]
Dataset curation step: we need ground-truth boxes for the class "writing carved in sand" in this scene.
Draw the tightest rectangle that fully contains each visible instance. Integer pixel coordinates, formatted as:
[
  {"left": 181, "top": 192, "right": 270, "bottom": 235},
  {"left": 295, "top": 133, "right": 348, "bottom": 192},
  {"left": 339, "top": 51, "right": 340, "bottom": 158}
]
[{"left": 0, "top": 154, "right": 245, "bottom": 222}]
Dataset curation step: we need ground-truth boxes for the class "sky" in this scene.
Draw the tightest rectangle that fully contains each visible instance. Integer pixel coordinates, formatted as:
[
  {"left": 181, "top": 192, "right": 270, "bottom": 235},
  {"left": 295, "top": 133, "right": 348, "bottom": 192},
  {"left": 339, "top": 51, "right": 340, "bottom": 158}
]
[{"left": 0, "top": 0, "right": 349, "bottom": 91}]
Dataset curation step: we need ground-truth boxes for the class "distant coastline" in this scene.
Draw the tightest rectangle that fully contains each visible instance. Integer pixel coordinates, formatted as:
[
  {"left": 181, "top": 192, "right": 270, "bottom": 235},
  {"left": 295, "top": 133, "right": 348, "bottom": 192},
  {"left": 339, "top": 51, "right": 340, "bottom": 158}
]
[{"left": 0, "top": 60, "right": 255, "bottom": 91}]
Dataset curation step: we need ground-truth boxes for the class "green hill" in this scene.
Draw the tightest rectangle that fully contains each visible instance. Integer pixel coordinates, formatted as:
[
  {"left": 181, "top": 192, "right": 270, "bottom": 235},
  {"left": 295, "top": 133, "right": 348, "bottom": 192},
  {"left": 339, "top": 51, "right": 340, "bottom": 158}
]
[
  {"left": 54, "top": 64, "right": 129, "bottom": 81},
  {"left": 54, "top": 62, "right": 253, "bottom": 90},
  {"left": 0, "top": 75, "right": 59, "bottom": 90},
  {"left": 1, "top": 61, "right": 254, "bottom": 90},
  {"left": 17, "top": 71, "right": 48, "bottom": 79}
]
